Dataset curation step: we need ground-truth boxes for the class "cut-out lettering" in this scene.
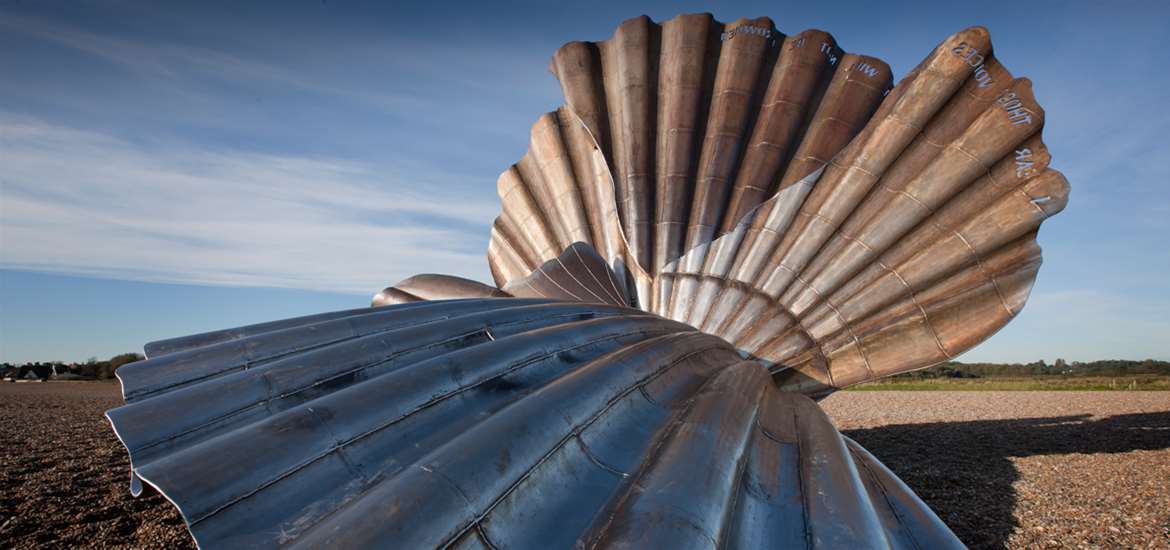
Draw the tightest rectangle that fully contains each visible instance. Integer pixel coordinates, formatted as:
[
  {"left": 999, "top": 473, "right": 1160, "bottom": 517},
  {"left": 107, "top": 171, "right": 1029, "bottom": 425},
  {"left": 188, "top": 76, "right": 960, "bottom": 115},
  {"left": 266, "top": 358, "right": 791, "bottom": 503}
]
[
  {"left": 998, "top": 91, "right": 1033, "bottom": 126},
  {"left": 847, "top": 61, "right": 880, "bottom": 78},
  {"left": 819, "top": 42, "right": 839, "bottom": 65},
  {"left": 722, "top": 25, "right": 777, "bottom": 46},
  {"left": 1015, "top": 148, "right": 1035, "bottom": 178},
  {"left": 951, "top": 41, "right": 994, "bottom": 88}
]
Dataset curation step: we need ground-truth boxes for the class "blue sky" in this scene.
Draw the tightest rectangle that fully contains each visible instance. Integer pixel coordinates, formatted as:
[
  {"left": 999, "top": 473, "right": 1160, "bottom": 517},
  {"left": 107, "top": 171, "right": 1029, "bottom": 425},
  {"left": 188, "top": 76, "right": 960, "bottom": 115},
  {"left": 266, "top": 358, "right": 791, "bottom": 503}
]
[{"left": 1, "top": 0, "right": 1168, "bottom": 363}]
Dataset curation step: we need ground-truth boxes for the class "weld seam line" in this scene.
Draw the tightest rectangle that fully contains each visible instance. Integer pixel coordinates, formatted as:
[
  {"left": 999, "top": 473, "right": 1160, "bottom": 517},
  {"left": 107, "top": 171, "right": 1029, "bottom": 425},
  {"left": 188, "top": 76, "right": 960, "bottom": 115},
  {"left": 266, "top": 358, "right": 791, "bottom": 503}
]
[
  {"left": 535, "top": 259, "right": 585, "bottom": 302},
  {"left": 186, "top": 325, "right": 680, "bottom": 526},
  {"left": 138, "top": 312, "right": 604, "bottom": 453},
  {"left": 464, "top": 340, "right": 727, "bottom": 546},
  {"left": 789, "top": 273, "right": 861, "bottom": 382},
  {"left": 584, "top": 371, "right": 709, "bottom": 550},
  {"left": 953, "top": 229, "right": 1014, "bottom": 319},
  {"left": 570, "top": 246, "right": 624, "bottom": 306},
  {"left": 879, "top": 259, "right": 952, "bottom": 359},
  {"left": 130, "top": 307, "right": 482, "bottom": 402},
  {"left": 553, "top": 254, "right": 608, "bottom": 304}
]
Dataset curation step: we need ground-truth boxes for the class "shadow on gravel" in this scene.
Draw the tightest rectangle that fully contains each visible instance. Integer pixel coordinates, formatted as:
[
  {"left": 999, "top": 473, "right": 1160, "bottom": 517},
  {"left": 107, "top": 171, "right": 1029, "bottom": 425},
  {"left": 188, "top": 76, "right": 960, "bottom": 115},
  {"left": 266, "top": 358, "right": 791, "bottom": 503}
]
[{"left": 844, "top": 411, "right": 1170, "bottom": 549}]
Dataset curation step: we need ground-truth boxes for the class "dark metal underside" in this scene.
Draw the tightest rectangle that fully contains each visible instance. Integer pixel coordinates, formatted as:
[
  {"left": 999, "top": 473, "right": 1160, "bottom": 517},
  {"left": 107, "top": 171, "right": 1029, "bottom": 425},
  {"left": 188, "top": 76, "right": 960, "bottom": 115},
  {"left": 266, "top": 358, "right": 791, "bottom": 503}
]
[{"left": 108, "top": 298, "right": 962, "bottom": 549}]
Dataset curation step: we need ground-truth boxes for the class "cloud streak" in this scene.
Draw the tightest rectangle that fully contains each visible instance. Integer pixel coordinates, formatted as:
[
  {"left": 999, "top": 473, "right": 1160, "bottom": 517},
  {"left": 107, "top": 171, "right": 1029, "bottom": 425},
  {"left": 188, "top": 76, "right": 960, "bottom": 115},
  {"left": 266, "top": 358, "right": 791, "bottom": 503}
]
[
  {"left": 3, "top": 1, "right": 1169, "bottom": 366},
  {"left": 0, "top": 12, "right": 434, "bottom": 115},
  {"left": 0, "top": 115, "right": 497, "bottom": 294}
]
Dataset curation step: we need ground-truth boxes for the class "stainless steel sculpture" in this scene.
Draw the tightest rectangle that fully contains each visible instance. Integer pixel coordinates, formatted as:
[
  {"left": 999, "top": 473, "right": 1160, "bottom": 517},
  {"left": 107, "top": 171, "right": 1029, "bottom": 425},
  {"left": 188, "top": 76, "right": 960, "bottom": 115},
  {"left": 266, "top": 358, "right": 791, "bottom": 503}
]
[{"left": 106, "top": 14, "right": 1068, "bottom": 549}]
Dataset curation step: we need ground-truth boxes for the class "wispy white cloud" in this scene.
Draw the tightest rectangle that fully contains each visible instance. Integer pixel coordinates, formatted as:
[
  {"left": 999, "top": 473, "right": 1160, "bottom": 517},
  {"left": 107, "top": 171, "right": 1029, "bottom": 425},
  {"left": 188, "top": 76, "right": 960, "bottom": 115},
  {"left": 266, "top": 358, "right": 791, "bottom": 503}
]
[
  {"left": 0, "top": 115, "right": 497, "bottom": 293},
  {"left": 0, "top": 12, "right": 433, "bottom": 114}
]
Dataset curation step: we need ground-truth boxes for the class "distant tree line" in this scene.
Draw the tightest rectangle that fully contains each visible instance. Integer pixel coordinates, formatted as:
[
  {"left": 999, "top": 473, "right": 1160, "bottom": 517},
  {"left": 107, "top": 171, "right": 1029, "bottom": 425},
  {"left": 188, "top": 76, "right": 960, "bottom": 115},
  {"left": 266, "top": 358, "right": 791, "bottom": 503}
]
[
  {"left": 0, "top": 353, "right": 144, "bottom": 381},
  {"left": 889, "top": 359, "right": 1170, "bottom": 380},
  {"left": 4, "top": 354, "right": 1168, "bottom": 382}
]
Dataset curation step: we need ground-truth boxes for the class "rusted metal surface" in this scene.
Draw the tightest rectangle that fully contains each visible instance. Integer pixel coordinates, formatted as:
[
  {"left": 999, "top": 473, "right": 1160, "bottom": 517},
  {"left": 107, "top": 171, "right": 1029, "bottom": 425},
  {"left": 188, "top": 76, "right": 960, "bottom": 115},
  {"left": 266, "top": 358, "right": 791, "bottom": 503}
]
[{"left": 109, "top": 299, "right": 962, "bottom": 549}]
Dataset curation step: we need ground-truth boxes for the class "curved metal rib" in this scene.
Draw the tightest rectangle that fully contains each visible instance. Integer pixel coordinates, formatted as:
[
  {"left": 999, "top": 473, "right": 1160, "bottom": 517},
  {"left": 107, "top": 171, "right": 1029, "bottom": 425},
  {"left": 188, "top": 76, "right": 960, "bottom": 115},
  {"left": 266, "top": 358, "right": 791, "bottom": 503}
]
[{"left": 108, "top": 299, "right": 962, "bottom": 549}]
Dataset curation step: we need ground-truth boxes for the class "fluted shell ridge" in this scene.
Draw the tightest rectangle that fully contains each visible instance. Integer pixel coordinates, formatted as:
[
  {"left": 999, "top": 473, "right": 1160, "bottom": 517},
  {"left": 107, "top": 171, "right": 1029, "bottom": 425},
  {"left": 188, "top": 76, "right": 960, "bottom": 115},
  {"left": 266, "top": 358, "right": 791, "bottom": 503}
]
[
  {"left": 487, "top": 15, "right": 1068, "bottom": 395},
  {"left": 490, "top": 14, "right": 893, "bottom": 301},
  {"left": 102, "top": 16, "right": 1072, "bottom": 549},
  {"left": 108, "top": 299, "right": 962, "bottom": 548}
]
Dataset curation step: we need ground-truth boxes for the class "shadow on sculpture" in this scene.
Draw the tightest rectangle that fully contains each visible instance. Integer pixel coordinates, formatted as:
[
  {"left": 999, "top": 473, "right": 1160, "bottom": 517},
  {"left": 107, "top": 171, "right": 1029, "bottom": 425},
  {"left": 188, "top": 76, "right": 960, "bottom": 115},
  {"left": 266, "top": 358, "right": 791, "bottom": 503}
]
[
  {"left": 105, "top": 13, "right": 1074, "bottom": 549},
  {"left": 846, "top": 411, "right": 1170, "bottom": 549}
]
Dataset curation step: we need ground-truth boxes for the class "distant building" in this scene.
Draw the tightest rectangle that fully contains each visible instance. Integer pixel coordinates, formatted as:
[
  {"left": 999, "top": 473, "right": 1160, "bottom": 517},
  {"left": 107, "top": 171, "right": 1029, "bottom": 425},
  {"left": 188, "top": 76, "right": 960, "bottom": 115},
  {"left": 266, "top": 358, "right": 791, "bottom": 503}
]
[{"left": 17, "top": 364, "right": 54, "bottom": 381}]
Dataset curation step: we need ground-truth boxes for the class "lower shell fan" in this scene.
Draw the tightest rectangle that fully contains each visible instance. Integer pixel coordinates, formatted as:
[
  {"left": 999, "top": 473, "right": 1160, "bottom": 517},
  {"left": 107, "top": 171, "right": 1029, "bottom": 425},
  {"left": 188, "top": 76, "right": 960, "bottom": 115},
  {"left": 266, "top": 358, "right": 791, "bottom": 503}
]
[
  {"left": 109, "top": 298, "right": 961, "bottom": 549},
  {"left": 106, "top": 12, "right": 1071, "bottom": 549}
]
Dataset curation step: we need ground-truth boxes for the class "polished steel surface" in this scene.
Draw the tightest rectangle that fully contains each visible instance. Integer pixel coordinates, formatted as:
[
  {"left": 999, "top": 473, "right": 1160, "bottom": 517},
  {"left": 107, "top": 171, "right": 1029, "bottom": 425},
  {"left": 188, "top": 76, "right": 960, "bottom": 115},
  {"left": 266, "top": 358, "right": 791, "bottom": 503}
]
[
  {"left": 107, "top": 12, "right": 1072, "bottom": 549},
  {"left": 372, "top": 274, "right": 509, "bottom": 306},
  {"left": 487, "top": 15, "right": 1067, "bottom": 395},
  {"left": 110, "top": 299, "right": 962, "bottom": 549},
  {"left": 502, "top": 241, "right": 632, "bottom": 307}
]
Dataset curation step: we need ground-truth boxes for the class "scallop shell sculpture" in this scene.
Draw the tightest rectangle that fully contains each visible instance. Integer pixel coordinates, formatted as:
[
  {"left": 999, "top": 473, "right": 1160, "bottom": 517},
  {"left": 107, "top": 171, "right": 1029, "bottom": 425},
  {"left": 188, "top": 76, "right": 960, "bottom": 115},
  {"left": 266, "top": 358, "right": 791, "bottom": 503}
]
[
  {"left": 106, "top": 14, "right": 1067, "bottom": 549},
  {"left": 486, "top": 14, "right": 1066, "bottom": 397}
]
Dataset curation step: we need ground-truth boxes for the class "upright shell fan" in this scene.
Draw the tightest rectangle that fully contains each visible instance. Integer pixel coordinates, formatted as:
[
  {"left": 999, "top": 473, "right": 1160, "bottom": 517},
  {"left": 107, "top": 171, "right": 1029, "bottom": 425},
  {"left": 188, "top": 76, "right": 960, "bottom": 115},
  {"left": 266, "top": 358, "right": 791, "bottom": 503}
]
[
  {"left": 489, "top": 15, "right": 894, "bottom": 303},
  {"left": 106, "top": 14, "right": 1068, "bottom": 549},
  {"left": 485, "top": 15, "right": 1067, "bottom": 396}
]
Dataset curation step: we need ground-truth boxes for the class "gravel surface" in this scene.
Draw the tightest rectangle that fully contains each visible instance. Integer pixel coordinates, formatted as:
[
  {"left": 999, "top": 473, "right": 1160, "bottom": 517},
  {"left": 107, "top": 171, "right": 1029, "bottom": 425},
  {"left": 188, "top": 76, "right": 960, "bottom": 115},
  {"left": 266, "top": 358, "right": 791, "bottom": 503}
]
[
  {"left": 0, "top": 383, "right": 191, "bottom": 549},
  {"left": 2, "top": 383, "right": 1166, "bottom": 548},
  {"left": 823, "top": 391, "right": 1170, "bottom": 549}
]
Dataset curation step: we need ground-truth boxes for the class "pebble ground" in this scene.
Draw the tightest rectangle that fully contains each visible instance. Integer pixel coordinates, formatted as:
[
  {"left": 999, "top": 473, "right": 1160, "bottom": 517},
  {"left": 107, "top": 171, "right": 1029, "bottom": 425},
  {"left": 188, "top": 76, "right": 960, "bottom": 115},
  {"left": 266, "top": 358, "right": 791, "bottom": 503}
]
[
  {"left": 2, "top": 383, "right": 1166, "bottom": 549},
  {"left": 823, "top": 391, "right": 1170, "bottom": 549}
]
